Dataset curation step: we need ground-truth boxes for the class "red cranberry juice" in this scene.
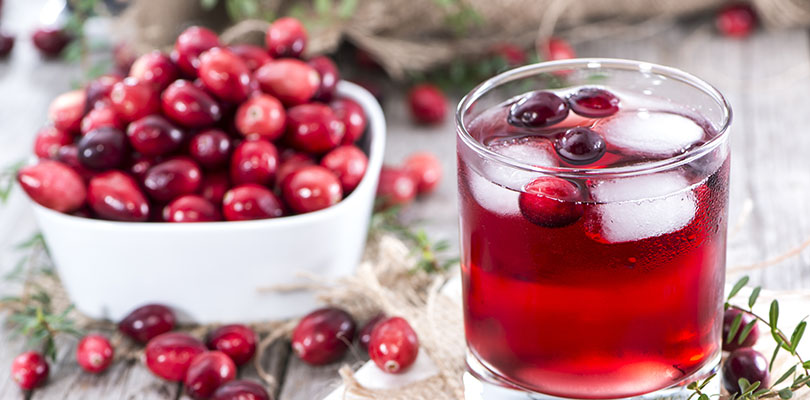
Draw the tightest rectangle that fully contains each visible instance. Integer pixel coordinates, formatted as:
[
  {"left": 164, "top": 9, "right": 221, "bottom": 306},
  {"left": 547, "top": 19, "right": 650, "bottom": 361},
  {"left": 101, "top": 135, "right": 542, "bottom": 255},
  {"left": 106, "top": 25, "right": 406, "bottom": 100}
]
[{"left": 459, "top": 87, "right": 728, "bottom": 398}]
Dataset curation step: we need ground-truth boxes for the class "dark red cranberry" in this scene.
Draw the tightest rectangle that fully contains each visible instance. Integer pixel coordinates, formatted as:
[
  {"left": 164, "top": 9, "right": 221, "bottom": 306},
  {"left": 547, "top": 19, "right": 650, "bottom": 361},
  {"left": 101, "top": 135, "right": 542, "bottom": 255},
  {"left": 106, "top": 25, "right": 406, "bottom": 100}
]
[
  {"left": 508, "top": 91, "right": 569, "bottom": 128},
  {"left": 0, "top": 32, "right": 15, "bottom": 57},
  {"left": 368, "top": 317, "right": 419, "bottom": 374},
  {"left": 129, "top": 51, "right": 179, "bottom": 91},
  {"left": 403, "top": 152, "right": 442, "bottom": 194},
  {"left": 717, "top": 3, "right": 757, "bottom": 39},
  {"left": 265, "top": 17, "right": 307, "bottom": 58},
  {"left": 172, "top": 26, "right": 221, "bottom": 76},
  {"left": 255, "top": 59, "right": 320, "bottom": 106},
  {"left": 48, "top": 89, "right": 86, "bottom": 133},
  {"left": 110, "top": 78, "right": 161, "bottom": 123},
  {"left": 285, "top": 103, "right": 345, "bottom": 153},
  {"left": 358, "top": 314, "right": 385, "bottom": 352},
  {"left": 234, "top": 94, "right": 286, "bottom": 141},
  {"left": 568, "top": 88, "right": 620, "bottom": 118},
  {"left": 77, "top": 127, "right": 129, "bottom": 170},
  {"left": 229, "top": 44, "right": 272, "bottom": 72},
  {"left": 164, "top": 195, "right": 220, "bottom": 222},
  {"left": 85, "top": 74, "right": 123, "bottom": 107},
  {"left": 206, "top": 324, "right": 257, "bottom": 366},
  {"left": 126, "top": 115, "right": 184, "bottom": 157},
  {"left": 376, "top": 167, "right": 417, "bottom": 208},
  {"left": 723, "top": 309, "right": 760, "bottom": 351},
  {"left": 33, "top": 126, "right": 72, "bottom": 159},
  {"left": 118, "top": 304, "right": 176, "bottom": 343},
  {"left": 56, "top": 144, "right": 95, "bottom": 181},
  {"left": 230, "top": 139, "right": 278, "bottom": 186},
  {"left": 143, "top": 157, "right": 202, "bottom": 202},
  {"left": 320, "top": 145, "right": 368, "bottom": 194},
  {"left": 31, "top": 27, "right": 71, "bottom": 57},
  {"left": 722, "top": 348, "right": 769, "bottom": 394},
  {"left": 161, "top": 80, "right": 222, "bottom": 128},
  {"left": 282, "top": 165, "right": 343, "bottom": 214},
  {"left": 554, "top": 127, "right": 606, "bottom": 165},
  {"left": 87, "top": 171, "right": 150, "bottom": 221},
  {"left": 198, "top": 47, "right": 251, "bottom": 103},
  {"left": 199, "top": 171, "right": 230, "bottom": 205},
  {"left": 184, "top": 351, "right": 237, "bottom": 399},
  {"left": 518, "top": 177, "right": 583, "bottom": 228},
  {"left": 212, "top": 380, "right": 269, "bottom": 400},
  {"left": 17, "top": 161, "right": 86, "bottom": 213},
  {"left": 145, "top": 332, "right": 206, "bottom": 382},
  {"left": 76, "top": 334, "right": 114, "bottom": 374},
  {"left": 330, "top": 98, "right": 367, "bottom": 145},
  {"left": 11, "top": 351, "right": 49, "bottom": 390},
  {"left": 291, "top": 307, "right": 356, "bottom": 365},
  {"left": 276, "top": 153, "right": 315, "bottom": 187},
  {"left": 407, "top": 84, "right": 447, "bottom": 125},
  {"left": 491, "top": 43, "right": 527, "bottom": 66},
  {"left": 542, "top": 37, "right": 575, "bottom": 61},
  {"left": 81, "top": 106, "right": 123, "bottom": 135},
  {"left": 308, "top": 56, "right": 339, "bottom": 102},
  {"left": 353, "top": 47, "right": 380, "bottom": 70},
  {"left": 189, "top": 129, "right": 231, "bottom": 169},
  {"left": 222, "top": 184, "right": 284, "bottom": 221},
  {"left": 128, "top": 157, "right": 155, "bottom": 181}
]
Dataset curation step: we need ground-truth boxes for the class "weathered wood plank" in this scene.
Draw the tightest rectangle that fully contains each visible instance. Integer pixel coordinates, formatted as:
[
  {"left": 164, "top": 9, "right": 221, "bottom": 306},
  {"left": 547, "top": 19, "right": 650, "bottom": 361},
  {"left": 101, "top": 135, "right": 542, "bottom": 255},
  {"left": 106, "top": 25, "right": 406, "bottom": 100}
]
[
  {"left": 277, "top": 353, "right": 362, "bottom": 400},
  {"left": 237, "top": 339, "right": 292, "bottom": 400}
]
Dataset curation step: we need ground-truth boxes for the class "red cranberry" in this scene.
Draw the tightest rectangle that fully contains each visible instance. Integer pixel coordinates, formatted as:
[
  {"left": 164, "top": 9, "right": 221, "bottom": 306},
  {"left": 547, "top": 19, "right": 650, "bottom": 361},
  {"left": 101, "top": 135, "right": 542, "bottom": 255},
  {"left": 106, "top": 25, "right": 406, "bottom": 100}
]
[
  {"left": 161, "top": 80, "right": 222, "bottom": 128},
  {"left": 118, "top": 304, "right": 176, "bottom": 343},
  {"left": 212, "top": 380, "right": 269, "bottom": 400},
  {"left": 276, "top": 153, "right": 315, "bottom": 187},
  {"left": 128, "top": 157, "right": 155, "bottom": 181},
  {"left": 518, "top": 177, "right": 583, "bottom": 228},
  {"left": 184, "top": 351, "right": 237, "bottom": 399},
  {"left": 145, "top": 332, "right": 206, "bottom": 382},
  {"left": 368, "top": 317, "right": 419, "bottom": 374},
  {"left": 17, "top": 161, "right": 86, "bottom": 213},
  {"left": 509, "top": 91, "right": 569, "bottom": 128},
  {"left": 206, "top": 324, "right": 257, "bottom": 366},
  {"left": 403, "top": 152, "right": 442, "bottom": 194},
  {"left": 308, "top": 56, "right": 339, "bottom": 102},
  {"left": 189, "top": 129, "right": 231, "bottom": 169},
  {"left": 255, "top": 59, "right": 320, "bottom": 106},
  {"left": 229, "top": 44, "right": 272, "bottom": 72},
  {"left": 320, "top": 145, "right": 368, "bottom": 193},
  {"left": 56, "top": 144, "right": 95, "bottom": 180},
  {"left": 11, "top": 351, "right": 49, "bottom": 390},
  {"left": 222, "top": 184, "right": 284, "bottom": 221},
  {"left": 198, "top": 47, "right": 251, "bottom": 103},
  {"left": 717, "top": 3, "right": 757, "bottom": 38},
  {"left": 163, "top": 195, "right": 220, "bottom": 222},
  {"left": 285, "top": 103, "right": 345, "bottom": 153},
  {"left": 113, "top": 42, "right": 137, "bottom": 73},
  {"left": 491, "top": 43, "right": 527, "bottom": 66},
  {"left": 282, "top": 165, "right": 343, "bottom": 214},
  {"left": 291, "top": 307, "right": 356, "bottom": 365},
  {"left": 265, "top": 17, "right": 307, "bottom": 58},
  {"left": 407, "top": 84, "right": 447, "bottom": 125},
  {"left": 554, "top": 127, "right": 606, "bottom": 165},
  {"left": 129, "top": 51, "right": 179, "bottom": 91},
  {"left": 77, "top": 127, "right": 128, "bottom": 170},
  {"left": 143, "top": 157, "right": 202, "bottom": 202},
  {"left": 126, "top": 115, "right": 184, "bottom": 157},
  {"left": 172, "top": 26, "right": 221, "bottom": 76},
  {"left": 330, "top": 98, "right": 367, "bottom": 144},
  {"left": 76, "top": 334, "right": 114, "bottom": 374},
  {"left": 230, "top": 139, "right": 278, "bottom": 186},
  {"left": 199, "top": 171, "right": 230, "bottom": 205},
  {"left": 376, "top": 167, "right": 417, "bottom": 208},
  {"left": 110, "top": 78, "right": 161, "bottom": 123},
  {"left": 0, "top": 32, "right": 15, "bottom": 57},
  {"left": 723, "top": 308, "right": 760, "bottom": 351},
  {"left": 87, "top": 171, "right": 150, "bottom": 221},
  {"left": 568, "top": 88, "right": 620, "bottom": 118},
  {"left": 722, "top": 348, "right": 769, "bottom": 394},
  {"left": 85, "top": 74, "right": 123, "bottom": 107},
  {"left": 33, "top": 126, "right": 72, "bottom": 159},
  {"left": 48, "top": 89, "right": 86, "bottom": 133},
  {"left": 358, "top": 314, "right": 385, "bottom": 352},
  {"left": 81, "top": 106, "right": 123, "bottom": 135},
  {"left": 542, "top": 37, "right": 575, "bottom": 61},
  {"left": 31, "top": 27, "right": 71, "bottom": 57},
  {"left": 234, "top": 95, "right": 286, "bottom": 141}
]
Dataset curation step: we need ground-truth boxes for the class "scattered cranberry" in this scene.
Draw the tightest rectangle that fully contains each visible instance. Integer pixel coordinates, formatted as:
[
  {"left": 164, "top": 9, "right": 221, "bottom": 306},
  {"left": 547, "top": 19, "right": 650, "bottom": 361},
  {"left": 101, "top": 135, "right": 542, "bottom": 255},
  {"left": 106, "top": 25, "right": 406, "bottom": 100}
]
[
  {"left": 376, "top": 167, "right": 417, "bottom": 208},
  {"left": 206, "top": 324, "right": 257, "bottom": 366},
  {"left": 17, "top": 161, "right": 86, "bottom": 213},
  {"left": 48, "top": 89, "right": 86, "bottom": 133},
  {"left": 234, "top": 94, "right": 286, "bottom": 141},
  {"left": 11, "top": 351, "right": 49, "bottom": 390},
  {"left": 198, "top": 47, "right": 252, "bottom": 103},
  {"left": 143, "top": 157, "right": 202, "bottom": 202},
  {"left": 407, "top": 84, "right": 447, "bottom": 125},
  {"left": 722, "top": 348, "right": 769, "bottom": 394},
  {"left": 76, "top": 334, "right": 114, "bottom": 374},
  {"left": 229, "top": 44, "right": 272, "bottom": 72},
  {"left": 554, "top": 127, "right": 606, "bottom": 165},
  {"left": 491, "top": 43, "right": 527, "bottom": 66},
  {"left": 0, "top": 32, "right": 15, "bottom": 57},
  {"left": 368, "top": 317, "right": 419, "bottom": 374},
  {"left": 276, "top": 153, "right": 315, "bottom": 187},
  {"left": 403, "top": 152, "right": 442, "bottom": 194},
  {"left": 145, "top": 332, "right": 206, "bottom": 382},
  {"left": 508, "top": 91, "right": 569, "bottom": 128},
  {"left": 77, "top": 127, "right": 128, "bottom": 170},
  {"left": 320, "top": 145, "right": 368, "bottom": 194},
  {"left": 212, "top": 380, "right": 269, "bottom": 400},
  {"left": 184, "top": 351, "right": 237, "bottom": 399},
  {"left": 126, "top": 115, "right": 184, "bottom": 157},
  {"left": 285, "top": 103, "right": 345, "bottom": 153},
  {"left": 118, "top": 304, "right": 176, "bottom": 343},
  {"left": 542, "top": 37, "right": 575, "bottom": 61},
  {"left": 81, "top": 106, "right": 123, "bottom": 135},
  {"left": 85, "top": 74, "right": 123, "bottom": 107},
  {"left": 172, "top": 26, "right": 221, "bottom": 76},
  {"left": 31, "top": 27, "right": 71, "bottom": 57},
  {"left": 282, "top": 165, "right": 343, "bottom": 214},
  {"left": 255, "top": 59, "right": 320, "bottom": 106},
  {"left": 110, "top": 78, "right": 161, "bottom": 123},
  {"left": 113, "top": 42, "right": 137, "bottom": 73},
  {"left": 568, "top": 88, "right": 620, "bottom": 118},
  {"left": 358, "top": 314, "right": 385, "bottom": 351},
  {"left": 308, "top": 56, "right": 339, "bottom": 102},
  {"left": 56, "top": 144, "right": 95, "bottom": 180},
  {"left": 129, "top": 51, "right": 179, "bottom": 91},
  {"left": 518, "top": 177, "right": 583, "bottom": 228},
  {"left": 199, "top": 171, "right": 230, "bottom": 205},
  {"left": 164, "top": 195, "right": 220, "bottom": 222},
  {"left": 717, "top": 3, "right": 757, "bottom": 39},
  {"left": 161, "top": 80, "right": 222, "bottom": 128},
  {"left": 189, "top": 129, "right": 231, "bottom": 169},
  {"left": 230, "top": 139, "right": 278, "bottom": 186},
  {"left": 330, "top": 98, "right": 367, "bottom": 145},
  {"left": 87, "top": 171, "right": 150, "bottom": 221},
  {"left": 265, "top": 17, "right": 307, "bottom": 58},
  {"left": 222, "top": 184, "right": 284, "bottom": 221},
  {"left": 33, "top": 126, "right": 72, "bottom": 159},
  {"left": 723, "top": 309, "right": 760, "bottom": 351},
  {"left": 291, "top": 307, "right": 356, "bottom": 365}
]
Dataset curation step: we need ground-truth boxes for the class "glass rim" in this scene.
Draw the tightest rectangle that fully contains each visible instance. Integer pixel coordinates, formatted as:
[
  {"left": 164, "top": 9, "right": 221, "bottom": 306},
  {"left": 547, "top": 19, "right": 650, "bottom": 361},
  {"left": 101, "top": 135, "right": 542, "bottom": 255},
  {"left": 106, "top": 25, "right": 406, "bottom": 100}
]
[{"left": 455, "top": 58, "right": 733, "bottom": 179}]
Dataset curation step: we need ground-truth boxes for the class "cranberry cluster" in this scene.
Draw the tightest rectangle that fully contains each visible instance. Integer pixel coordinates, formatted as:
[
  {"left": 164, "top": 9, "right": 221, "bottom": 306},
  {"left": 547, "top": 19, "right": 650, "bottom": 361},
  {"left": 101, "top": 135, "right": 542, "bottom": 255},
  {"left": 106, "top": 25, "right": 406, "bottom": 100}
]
[{"left": 18, "top": 18, "right": 373, "bottom": 223}]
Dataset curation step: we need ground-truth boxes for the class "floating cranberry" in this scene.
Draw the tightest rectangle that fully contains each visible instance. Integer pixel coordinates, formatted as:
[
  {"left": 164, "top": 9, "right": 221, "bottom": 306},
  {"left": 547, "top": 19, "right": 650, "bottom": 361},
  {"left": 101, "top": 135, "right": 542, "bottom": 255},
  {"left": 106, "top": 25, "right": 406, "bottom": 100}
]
[
  {"left": 11, "top": 351, "right": 49, "bottom": 390},
  {"left": 85, "top": 74, "right": 123, "bottom": 107},
  {"left": 56, "top": 145, "right": 95, "bottom": 181},
  {"left": 172, "top": 26, "right": 221, "bottom": 76},
  {"left": 126, "top": 115, "right": 184, "bottom": 157},
  {"left": 722, "top": 348, "right": 769, "bottom": 394},
  {"left": 358, "top": 314, "right": 385, "bottom": 351},
  {"left": 276, "top": 153, "right": 315, "bottom": 187},
  {"left": 212, "top": 380, "right": 269, "bottom": 400},
  {"left": 206, "top": 324, "right": 257, "bottom": 366},
  {"left": 145, "top": 332, "right": 206, "bottom": 382},
  {"left": 198, "top": 47, "right": 251, "bottom": 103},
  {"left": 285, "top": 103, "right": 345, "bottom": 154},
  {"left": 320, "top": 145, "right": 368, "bottom": 193},
  {"left": 110, "top": 78, "right": 161, "bottom": 123},
  {"left": 723, "top": 309, "right": 760, "bottom": 351},
  {"left": 33, "top": 126, "right": 72, "bottom": 159},
  {"left": 163, "top": 195, "right": 220, "bottom": 222},
  {"left": 161, "top": 80, "right": 222, "bottom": 128},
  {"left": 222, "top": 184, "right": 284, "bottom": 221},
  {"left": 568, "top": 88, "right": 620, "bottom": 118},
  {"left": 308, "top": 56, "right": 339, "bottom": 102},
  {"left": 17, "top": 161, "right": 86, "bottom": 213},
  {"left": 554, "top": 127, "right": 606, "bottom": 165},
  {"left": 518, "top": 177, "right": 583, "bottom": 228},
  {"left": 407, "top": 84, "right": 447, "bottom": 125},
  {"left": 76, "top": 334, "right": 114, "bottom": 374},
  {"left": 368, "top": 317, "right": 419, "bottom": 374},
  {"left": 282, "top": 165, "right": 342, "bottom": 214},
  {"left": 189, "top": 129, "right": 231, "bottom": 169},
  {"left": 717, "top": 3, "right": 757, "bottom": 39},
  {"left": 265, "top": 17, "right": 307, "bottom": 58},
  {"left": 87, "top": 171, "right": 150, "bottom": 221},
  {"left": 199, "top": 171, "right": 230, "bottom": 205},
  {"left": 255, "top": 59, "right": 320, "bottom": 106},
  {"left": 48, "top": 89, "right": 86, "bottom": 133},
  {"left": 118, "top": 304, "right": 176, "bottom": 343},
  {"left": 234, "top": 94, "right": 286, "bottom": 141},
  {"left": 542, "top": 37, "right": 575, "bottom": 61},
  {"left": 229, "top": 44, "right": 272, "bottom": 72},
  {"left": 508, "top": 91, "right": 569, "bottom": 128},
  {"left": 0, "top": 32, "right": 15, "bottom": 57},
  {"left": 403, "top": 152, "right": 442, "bottom": 194},
  {"left": 31, "top": 27, "right": 71, "bottom": 57},
  {"left": 291, "top": 307, "right": 356, "bottom": 365},
  {"left": 330, "top": 98, "right": 367, "bottom": 144},
  {"left": 143, "top": 157, "right": 202, "bottom": 202},
  {"left": 184, "top": 351, "right": 237, "bottom": 399},
  {"left": 81, "top": 106, "right": 123, "bottom": 135},
  {"left": 376, "top": 167, "right": 417, "bottom": 208},
  {"left": 129, "top": 51, "right": 179, "bottom": 91}
]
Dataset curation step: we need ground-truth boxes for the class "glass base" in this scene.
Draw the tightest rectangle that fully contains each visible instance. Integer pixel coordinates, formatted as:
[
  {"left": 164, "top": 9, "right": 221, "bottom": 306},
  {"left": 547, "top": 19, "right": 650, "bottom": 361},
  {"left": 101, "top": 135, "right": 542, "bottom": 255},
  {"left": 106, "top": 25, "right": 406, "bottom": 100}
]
[{"left": 464, "top": 352, "right": 720, "bottom": 400}]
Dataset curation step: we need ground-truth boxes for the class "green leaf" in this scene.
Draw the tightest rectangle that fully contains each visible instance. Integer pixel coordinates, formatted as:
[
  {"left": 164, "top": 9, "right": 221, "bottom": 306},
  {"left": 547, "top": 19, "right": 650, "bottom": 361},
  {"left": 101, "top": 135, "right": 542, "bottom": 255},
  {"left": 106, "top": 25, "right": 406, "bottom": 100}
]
[
  {"left": 770, "top": 300, "right": 780, "bottom": 329},
  {"left": 772, "top": 365, "right": 797, "bottom": 387},
  {"left": 749, "top": 286, "right": 761, "bottom": 308},
  {"left": 802, "top": 360, "right": 810, "bottom": 369},
  {"left": 698, "top": 394, "right": 709, "bottom": 400},
  {"left": 738, "top": 319, "right": 758, "bottom": 346},
  {"left": 753, "top": 388, "right": 771, "bottom": 396},
  {"left": 687, "top": 382, "right": 698, "bottom": 390},
  {"left": 742, "top": 380, "right": 761, "bottom": 395},
  {"left": 727, "top": 312, "right": 743, "bottom": 344},
  {"left": 699, "top": 373, "right": 716, "bottom": 389},
  {"left": 771, "top": 345, "right": 781, "bottom": 372},
  {"left": 728, "top": 276, "right": 749, "bottom": 300},
  {"left": 739, "top": 377, "right": 751, "bottom": 392},
  {"left": 789, "top": 321, "right": 806, "bottom": 355},
  {"left": 778, "top": 388, "right": 793, "bottom": 399},
  {"left": 200, "top": 0, "right": 219, "bottom": 10}
]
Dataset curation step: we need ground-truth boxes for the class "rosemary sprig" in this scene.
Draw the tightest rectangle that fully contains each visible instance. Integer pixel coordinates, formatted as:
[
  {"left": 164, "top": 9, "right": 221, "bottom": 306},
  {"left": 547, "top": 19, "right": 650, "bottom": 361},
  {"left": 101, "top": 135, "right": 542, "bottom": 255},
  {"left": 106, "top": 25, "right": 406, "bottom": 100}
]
[
  {"left": 0, "top": 159, "right": 24, "bottom": 204},
  {"left": 370, "top": 207, "right": 458, "bottom": 274}
]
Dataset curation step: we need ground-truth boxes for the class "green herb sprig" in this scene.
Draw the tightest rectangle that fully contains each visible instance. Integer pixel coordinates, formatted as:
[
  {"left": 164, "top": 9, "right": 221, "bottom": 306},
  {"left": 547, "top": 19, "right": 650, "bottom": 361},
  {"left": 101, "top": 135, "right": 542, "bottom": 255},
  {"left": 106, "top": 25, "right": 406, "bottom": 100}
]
[{"left": 370, "top": 207, "right": 458, "bottom": 274}]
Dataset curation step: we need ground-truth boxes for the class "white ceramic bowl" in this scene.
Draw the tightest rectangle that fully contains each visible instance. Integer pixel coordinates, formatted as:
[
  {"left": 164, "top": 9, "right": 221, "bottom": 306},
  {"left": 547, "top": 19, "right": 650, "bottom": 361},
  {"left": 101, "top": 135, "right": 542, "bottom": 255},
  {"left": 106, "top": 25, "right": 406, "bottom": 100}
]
[{"left": 29, "top": 81, "right": 385, "bottom": 323}]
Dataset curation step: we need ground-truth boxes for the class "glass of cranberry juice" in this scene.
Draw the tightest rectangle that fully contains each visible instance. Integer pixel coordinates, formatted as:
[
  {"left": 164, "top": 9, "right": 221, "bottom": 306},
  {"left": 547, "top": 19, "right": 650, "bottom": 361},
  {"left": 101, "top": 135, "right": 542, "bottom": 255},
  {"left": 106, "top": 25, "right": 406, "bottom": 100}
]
[{"left": 457, "top": 59, "right": 731, "bottom": 399}]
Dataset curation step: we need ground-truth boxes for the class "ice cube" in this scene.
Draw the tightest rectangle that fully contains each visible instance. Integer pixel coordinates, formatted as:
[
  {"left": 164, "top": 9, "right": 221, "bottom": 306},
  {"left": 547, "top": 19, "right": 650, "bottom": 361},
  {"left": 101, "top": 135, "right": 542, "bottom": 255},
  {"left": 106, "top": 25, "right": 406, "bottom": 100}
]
[
  {"left": 489, "top": 136, "right": 557, "bottom": 166},
  {"left": 597, "top": 111, "right": 704, "bottom": 157},
  {"left": 467, "top": 168, "right": 522, "bottom": 216},
  {"left": 587, "top": 172, "right": 696, "bottom": 243}
]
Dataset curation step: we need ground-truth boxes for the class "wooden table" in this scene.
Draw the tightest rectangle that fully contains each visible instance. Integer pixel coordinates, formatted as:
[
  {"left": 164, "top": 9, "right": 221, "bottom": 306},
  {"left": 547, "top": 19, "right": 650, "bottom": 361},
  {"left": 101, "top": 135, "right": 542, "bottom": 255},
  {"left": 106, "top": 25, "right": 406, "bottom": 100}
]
[{"left": 2, "top": 1, "right": 810, "bottom": 399}]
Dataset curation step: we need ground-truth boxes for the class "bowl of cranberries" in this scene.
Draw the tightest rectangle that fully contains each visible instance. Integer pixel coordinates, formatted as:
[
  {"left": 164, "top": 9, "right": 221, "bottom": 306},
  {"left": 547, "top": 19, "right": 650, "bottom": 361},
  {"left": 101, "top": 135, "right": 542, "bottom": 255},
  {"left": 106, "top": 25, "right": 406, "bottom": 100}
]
[{"left": 16, "top": 20, "right": 385, "bottom": 323}]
